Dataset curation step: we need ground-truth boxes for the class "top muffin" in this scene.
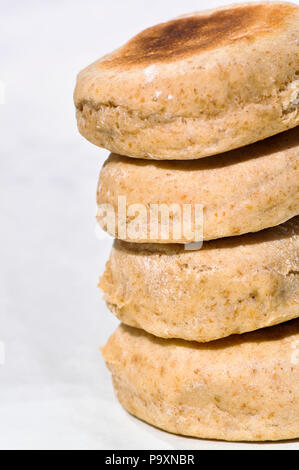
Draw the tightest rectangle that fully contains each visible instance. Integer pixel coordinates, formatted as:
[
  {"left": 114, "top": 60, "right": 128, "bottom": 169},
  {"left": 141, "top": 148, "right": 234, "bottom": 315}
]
[{"left": 74, "top": 2, "right": 299, "bottom": 160}]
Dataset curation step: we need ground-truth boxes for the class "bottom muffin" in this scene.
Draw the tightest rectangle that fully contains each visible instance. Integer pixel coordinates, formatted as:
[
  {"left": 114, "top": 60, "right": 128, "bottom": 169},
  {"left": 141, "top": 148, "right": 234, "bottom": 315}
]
[{"left": 102, "top": 321, "right": 299, "bottom": 442}]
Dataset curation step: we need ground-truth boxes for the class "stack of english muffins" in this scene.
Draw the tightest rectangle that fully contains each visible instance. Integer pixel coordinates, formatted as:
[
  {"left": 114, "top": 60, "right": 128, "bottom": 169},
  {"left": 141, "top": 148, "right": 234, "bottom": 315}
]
[{"left": 74, "top": 2, "right": 299, "bottom": 442}]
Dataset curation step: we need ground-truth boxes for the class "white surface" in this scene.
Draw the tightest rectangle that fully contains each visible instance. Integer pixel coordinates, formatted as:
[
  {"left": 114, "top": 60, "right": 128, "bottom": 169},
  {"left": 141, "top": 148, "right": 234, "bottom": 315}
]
[{"left": 1, "top": 0, "right": 298, "bottom": 450}]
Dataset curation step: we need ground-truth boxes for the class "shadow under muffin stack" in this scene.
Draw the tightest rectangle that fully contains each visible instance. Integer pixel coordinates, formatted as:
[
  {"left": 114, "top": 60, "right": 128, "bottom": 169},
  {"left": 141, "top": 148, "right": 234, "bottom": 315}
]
[{"left": 74, "top": 2, "right": 299, "bottom": 441}]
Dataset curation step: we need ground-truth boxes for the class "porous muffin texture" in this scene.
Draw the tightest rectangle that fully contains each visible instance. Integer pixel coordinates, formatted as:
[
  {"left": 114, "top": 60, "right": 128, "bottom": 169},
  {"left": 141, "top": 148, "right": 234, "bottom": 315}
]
[
  {"left": 75, "top": 2, "right": 299, "bottom": 160},
  {"left": 97, "top": 128, "right": 299, "bottom": 243},
  {"left": 102, "top": 321, "right": 299, "bottom": 441},
  {"left": 100, "top": 218, "right": 299, "bottom": 342}
]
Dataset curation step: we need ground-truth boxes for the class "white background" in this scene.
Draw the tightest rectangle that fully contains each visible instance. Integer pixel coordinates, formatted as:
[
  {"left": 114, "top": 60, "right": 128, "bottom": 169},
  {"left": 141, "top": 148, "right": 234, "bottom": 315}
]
[{"left": 1, "top": 0, "right": 298, "bottom": 450}]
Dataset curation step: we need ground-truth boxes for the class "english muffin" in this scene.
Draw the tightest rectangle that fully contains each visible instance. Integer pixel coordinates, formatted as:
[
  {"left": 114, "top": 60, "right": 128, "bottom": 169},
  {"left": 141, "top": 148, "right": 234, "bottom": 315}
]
[
  {"left": 100, "top": 218, "right": 299, "bottom": 342},
  {"left": 102, "top": 321, "right": 299, "bottom": 441},
  {"left": 75, "top": 2, "right": 299, "bottom": 160},
  {"left": 97, "top": 128, "right": 299, "bottom": 243}
]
